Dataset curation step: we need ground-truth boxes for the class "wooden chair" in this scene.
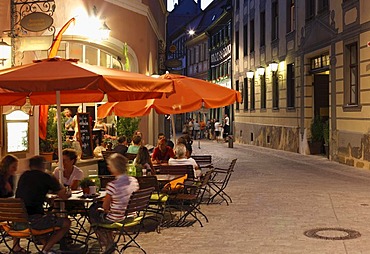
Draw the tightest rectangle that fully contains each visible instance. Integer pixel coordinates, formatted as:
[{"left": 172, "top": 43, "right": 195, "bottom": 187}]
[
  {"left": 158, "top": 165, "right": 195, "bottom": 180},
  {"left": 191, "top": 155, "right": 213, "bottom": 169},
  {"left": 136, "top": 176, "right": 169, "bottom": 233},
  {"left": 101, "top": 150, "right": 116, "bottom": 161},
  {"left": 168, "top": 170, "right": 213, "bottom": 227},
  {"left": 92, "top": 187, "right": 154, "bottom": 254},
  {"left": 207, "top": 158, "right": 237, "bottom": 205},
  {"left": 0, "top": 198, "right": 60, "bottom": 253},
  {"left": 124, "top": 153, "right": 138, "bottom": 161}
]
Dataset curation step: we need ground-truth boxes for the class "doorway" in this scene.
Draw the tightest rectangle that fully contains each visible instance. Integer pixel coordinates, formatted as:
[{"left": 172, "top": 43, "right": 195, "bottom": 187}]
[{"left": 313, "top": 74, "right": 329, "bottom": 121}]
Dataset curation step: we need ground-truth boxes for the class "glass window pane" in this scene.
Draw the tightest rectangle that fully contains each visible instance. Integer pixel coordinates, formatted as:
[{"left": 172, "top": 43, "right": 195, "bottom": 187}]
[
  {"left": 85, "top": 46, "right": 97, "bottom": 65},
  {"left": 6, "top": 110, "right": 29, "bottom": 121},
  {"left": 7, "top": 122, "right": 28, "bottom": 152},
  {"left": 69, "top": 43, "right": 83, "bottom": 60}
]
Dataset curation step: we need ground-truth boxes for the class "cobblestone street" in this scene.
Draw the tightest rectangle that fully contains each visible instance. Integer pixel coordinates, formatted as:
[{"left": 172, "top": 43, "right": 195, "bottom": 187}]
[{"left": 3, "top": 140, "right": 370, "bottom": 253}]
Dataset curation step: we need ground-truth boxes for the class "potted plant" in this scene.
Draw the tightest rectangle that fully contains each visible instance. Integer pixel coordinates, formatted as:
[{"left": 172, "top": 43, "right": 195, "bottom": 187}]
[
  {"left": 323, "top": 120, "right": 329, "bottom": 158},
  {"left": 79, "top": 177, "right": 95, "bottom": 195},
  {"left": 309, "top": 115, "right": 324, "bottom": 155},
  {"left": 39, "top": 107, "right": 58, "bottom": 161},
  {"left": 116, "top": 117, "right": 141, "bottom": 143},
  {"left": 39, "top": 107, "right": 70, "bottom": 161}
]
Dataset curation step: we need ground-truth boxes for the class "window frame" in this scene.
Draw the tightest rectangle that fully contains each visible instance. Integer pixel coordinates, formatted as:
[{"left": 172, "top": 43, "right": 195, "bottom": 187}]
[
  {"left": 4, "top": 110, "right": 30, "bottom": 154},
  {"left": 250, "top": 76, "right": 255, "bottom": 110},
  {"left": 344, "top": 41, "right": 360, "bottom": 109},
  {"left": 272, "top": 71, "right": 279, "bottom": 109},
  {"left": 260, "top": 73, "right": 266, "bottom": 110},
  {"left": 271, "top": 1, "right": 279, "bottom": 41},
  {"left": 287, "top": 63, "right": 295, "bottom": 109},
  {"left": 244, "top": 77, "right": 249, "bottom": 111}
]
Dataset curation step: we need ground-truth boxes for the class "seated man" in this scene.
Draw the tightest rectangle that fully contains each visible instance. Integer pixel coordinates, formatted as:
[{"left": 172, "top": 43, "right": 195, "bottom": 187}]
[
  {"left": 113, "top": 135, "right": 128, "bottom": 155},
  {"left": 168, "top": 143, "right": 200, "bottom": 178},
  {"left": 16, "top": 156, "right": 71, "bottom": 254},
  {"left": 152, "top": 137, "right": 175, "bottom": 164}
]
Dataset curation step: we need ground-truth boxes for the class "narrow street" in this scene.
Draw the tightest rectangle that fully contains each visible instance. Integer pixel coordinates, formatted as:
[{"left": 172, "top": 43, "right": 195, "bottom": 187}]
[{"left": 4, "top": 140, "right": 370, "bottom": 253}]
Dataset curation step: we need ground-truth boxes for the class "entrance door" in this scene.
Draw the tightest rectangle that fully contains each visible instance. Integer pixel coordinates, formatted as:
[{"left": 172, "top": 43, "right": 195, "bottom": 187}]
[{"left": 313, "top": 74, "right": 329, "bottom": 121}]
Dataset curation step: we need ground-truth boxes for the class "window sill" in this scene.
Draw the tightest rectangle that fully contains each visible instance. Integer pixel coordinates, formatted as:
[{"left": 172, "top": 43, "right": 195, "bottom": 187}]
[
  {"left": 286, "top": 107, "right": 296, "bottom": 112},
  {"left": 343, "top": 104, "right": 362, "bottom": 112}
]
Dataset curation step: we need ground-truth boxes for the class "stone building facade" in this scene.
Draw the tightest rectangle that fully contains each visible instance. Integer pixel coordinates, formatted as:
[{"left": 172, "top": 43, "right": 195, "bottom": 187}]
[{"left": 233, "top": 0, "right": 370, "bottom": 169}]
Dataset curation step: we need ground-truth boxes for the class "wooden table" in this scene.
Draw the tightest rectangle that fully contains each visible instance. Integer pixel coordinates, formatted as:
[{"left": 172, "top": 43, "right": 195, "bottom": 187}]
[{"left": 155, "top": 174, "right": 184, "bottom": 183}]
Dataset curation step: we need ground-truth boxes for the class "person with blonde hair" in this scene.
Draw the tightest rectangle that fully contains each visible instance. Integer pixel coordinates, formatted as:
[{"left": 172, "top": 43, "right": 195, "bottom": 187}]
[{"left": 89, "top": 153, "right": 139, "bottom": 253}]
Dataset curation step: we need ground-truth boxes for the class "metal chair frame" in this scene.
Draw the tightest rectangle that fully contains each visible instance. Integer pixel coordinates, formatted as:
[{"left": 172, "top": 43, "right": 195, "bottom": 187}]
[{"left": 207, "top": 158, "right": 237, "bottom": 205}]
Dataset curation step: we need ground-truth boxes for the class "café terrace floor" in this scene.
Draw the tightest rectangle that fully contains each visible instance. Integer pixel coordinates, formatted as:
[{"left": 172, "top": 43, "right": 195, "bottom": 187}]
[{"left": 4, "top": 139, "right": 370, "bottom": 253}]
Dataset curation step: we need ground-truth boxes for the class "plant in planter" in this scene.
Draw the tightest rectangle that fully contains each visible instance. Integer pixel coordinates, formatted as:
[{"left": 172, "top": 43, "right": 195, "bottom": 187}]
[
  {"left": 39, "top": 107, "right": 70, "bottom": 161},
  {"left": 309, "top": 115, "right": 324, "bottom": 155},
  {"left": 79, "top": 177, "right": 95, "bottom": 195}
]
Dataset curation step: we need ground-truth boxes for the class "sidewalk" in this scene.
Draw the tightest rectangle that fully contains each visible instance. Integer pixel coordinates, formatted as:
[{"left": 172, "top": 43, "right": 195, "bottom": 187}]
[{"left": 3, "top": 140, "right": 370, "bottom": 253}]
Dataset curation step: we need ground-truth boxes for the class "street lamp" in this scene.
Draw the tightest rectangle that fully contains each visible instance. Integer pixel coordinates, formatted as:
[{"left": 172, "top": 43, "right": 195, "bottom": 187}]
[
  {"left": 246, "top": 70, "right": 254, "bottom": 79},
  {"left": 99, "top": 21, "right": 111, "bottom": 40},
  {"left": 257, "top": 66, "right": 265, "bottom": 76},
  {"left": 269, "top": 61, "right": 278, "bottom": 72},
  {"left": 0, "top": 39, "right": 11, "bottom": 66}
]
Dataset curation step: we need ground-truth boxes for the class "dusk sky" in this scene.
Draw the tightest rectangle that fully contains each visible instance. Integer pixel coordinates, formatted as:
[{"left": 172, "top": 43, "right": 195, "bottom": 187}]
[{"left": 167, "top": 0, "right": 214, "bottom": 11}]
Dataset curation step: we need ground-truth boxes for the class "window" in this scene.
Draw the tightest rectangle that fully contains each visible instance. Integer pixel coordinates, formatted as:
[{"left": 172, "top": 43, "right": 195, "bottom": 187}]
[
  {"left": 345, "top": 42, "right": 359, "bottom": 105},
  {"left": 243, "top": 24, "right": 248, "bottom": 56},
  {"left": 5, "top": 110, "right": 29, "bottom": 153},
  {"left": 235, "top": 31, "right": 239, "bottom": 60},
  {"left": 236, "top": 0, "right": 240, "bottom": 9},
  {"left": 250, "top": 76, "right": 255, "bottom": 110},
  {"left": 306, "top": 0, "right": 315, "bottom": 20},
  {"left": 287, "top": 0, "right": 295, "bottom": 33},
  {"left": 272, "top": 71, "right": 279, "bottom": 109},
  {"left": 271, "top": 1, "right": 279, "bottom": 41},
  {"left": 260, "top": 73, "right": 266, "bottom": 109},
  {"left": 318, "top": 0, "right": 329, "bottom": 13},
  {"left": 260, "top": 11, "right": 266, "bottom": 47},
  {"left": 287, "top": 63, "right": 295, "bottom": 108},
  {"left": 250, "top": 19, "right": 255, "bottom": 53},
  {"left": 236, "top": 80, "right": 240, "bottom": 110},
  {"left": 244, "top": 77, "right": 249, "bottom": 110}
]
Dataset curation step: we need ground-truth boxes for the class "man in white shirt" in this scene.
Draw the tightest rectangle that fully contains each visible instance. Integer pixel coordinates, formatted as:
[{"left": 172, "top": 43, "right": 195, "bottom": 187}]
[
  {"left": 214, "top": 119, "right": 222, "bottom": 142},
  {"left": 168, "top": 144, "right": 201, "bottom": 178}
]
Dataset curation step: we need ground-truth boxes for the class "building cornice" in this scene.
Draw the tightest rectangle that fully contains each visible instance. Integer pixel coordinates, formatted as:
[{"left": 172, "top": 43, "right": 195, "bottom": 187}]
[{"left": 105, "top": 0, "right": 164, "bottom": 41}]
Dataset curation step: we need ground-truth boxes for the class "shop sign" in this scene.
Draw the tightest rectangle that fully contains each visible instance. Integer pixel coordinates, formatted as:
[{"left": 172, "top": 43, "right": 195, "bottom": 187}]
[
  {"left": 165, "top": 59, "right": 182, "bottom": 68},
  {"left": 210, "top": 44, "right": 231, "bottom": 66},
  {"left": 20, "top": 12, "right": 53, "bottom": 32},
  {"left": 19, "top": 36, "right": 53, "bottom": 51}
]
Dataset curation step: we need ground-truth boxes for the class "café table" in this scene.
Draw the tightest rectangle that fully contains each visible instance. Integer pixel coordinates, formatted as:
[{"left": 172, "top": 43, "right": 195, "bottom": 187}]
[
  {"left": 47, "top": 190, "right": 106, "bottom": 253},
  {"left": 155, "top": 174, "right": 184, "bottom": 183}
]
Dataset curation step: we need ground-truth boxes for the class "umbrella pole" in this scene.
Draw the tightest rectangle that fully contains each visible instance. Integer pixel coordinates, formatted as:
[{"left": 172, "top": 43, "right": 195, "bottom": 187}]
[
  {"left": 56, "top": 91, "right": 64, "bottom": 184},
  {"left": 171, "top": 114, "right": 176, "bottom": 144}
]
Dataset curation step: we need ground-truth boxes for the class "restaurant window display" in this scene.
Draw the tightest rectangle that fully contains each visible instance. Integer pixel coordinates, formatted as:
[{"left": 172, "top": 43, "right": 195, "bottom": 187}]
[{"left": 4, "top": 110, "right": 29, "bottom": 153}]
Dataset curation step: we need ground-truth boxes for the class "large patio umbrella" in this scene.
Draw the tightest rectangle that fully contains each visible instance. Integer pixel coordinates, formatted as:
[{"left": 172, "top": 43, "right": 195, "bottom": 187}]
[
  {"left": 97, "top": 73, "right": 241, "bottom": 142},
  {"left": 0, "top": 57, "right": 174, "bottom": 171}
]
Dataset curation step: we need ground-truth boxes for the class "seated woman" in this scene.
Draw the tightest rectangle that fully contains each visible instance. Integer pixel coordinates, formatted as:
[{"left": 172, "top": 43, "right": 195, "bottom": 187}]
[
  {"left": 151, "top": 137, "right": 175, "bottom": 164},
  {"left": 53, "top": 149, "right": 84, "bottom": 190},
  {"left": 0, "top": 155, "right": 26, "bottom": 253},
  {"left": 168, "top": 143, "right": 201, "bottom": 178},
  {"left": 134, "top": 146, "right": 155, "bottom": 175},
  {"left": 89, "top": 153, "right": 139, "bottom": 253},
  {"left": 94, "top": 118, "right": 108, "bottom": 133},
  {"left": 127, "top": 135, "right": 142, "bottom": 154},
  {"left": 93, "top": 141, "right": 107, "bottom": 158}
]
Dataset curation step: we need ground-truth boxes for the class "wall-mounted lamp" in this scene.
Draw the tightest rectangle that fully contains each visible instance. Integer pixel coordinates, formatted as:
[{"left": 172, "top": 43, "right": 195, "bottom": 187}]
[
  {"left": 269, "top": 61, "right": 278, "bottom": 72},
  {"left": 257, "top": 66, "right": 265, "bottom": 76},
  {"left": 246, "top": 70, "right": 254, "bottom": 79},
  {"left": 0, "top": 39, "right": 11, "bottom": 66},
  {"left": 188, "top": 29, "right": 195, "bottom": 36},
  {"left": 99, "top": 21, "right": 111, "bottom": 40}
]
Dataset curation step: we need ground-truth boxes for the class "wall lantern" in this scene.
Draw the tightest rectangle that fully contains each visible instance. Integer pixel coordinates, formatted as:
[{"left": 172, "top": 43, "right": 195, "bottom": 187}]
[
  {"left": 0, "top": 39, "right": 11, "bottom": 66},
  {"left": 269, "top": 61, "right": 278, "bottom": 72},
  {"left": 246, "top": 70, "right": 254, "bottom": 79},
  {"left": 99, "top": 21, "right": 111, "bottom": 40},
  {"left": 257, "top": 66, "right": 265, "bottom": 76}
]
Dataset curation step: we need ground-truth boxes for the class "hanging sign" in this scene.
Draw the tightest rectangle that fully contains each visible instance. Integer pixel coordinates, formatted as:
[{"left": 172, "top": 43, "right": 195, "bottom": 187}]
[{"left": 20, "top": 12, "right": 53, "bottom": 32}]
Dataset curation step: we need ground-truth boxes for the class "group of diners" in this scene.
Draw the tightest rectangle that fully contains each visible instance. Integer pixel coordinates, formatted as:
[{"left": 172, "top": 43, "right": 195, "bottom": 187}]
[{"left": 0, "top": 130, "right": 202, "bottom": 253}]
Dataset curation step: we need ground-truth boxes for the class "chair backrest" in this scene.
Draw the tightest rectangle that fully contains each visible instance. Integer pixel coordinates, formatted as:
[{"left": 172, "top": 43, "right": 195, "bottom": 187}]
[
  {"left": 124, "top": 187, "right": 154, "bottom": 215},
  {"left": 124, "top": 153, "right": 137, "bottom": 161},
  {"left": 102, "top": 150, "right": 116, "bottom": 161},
  {"left": 158, "top": 165, "right": 194, "bottom": 179},
  {"left": 0, "top": 198, "right": 28, "bottom": 223},
  {"left": 191, "top": 155, "right": 212, "bottom": 164},
  {"left": 136, "top": 176, "right": 161, "bottom": 193},
  {"left": 99, "top": 175, "right": 115, "bottom": 190}
]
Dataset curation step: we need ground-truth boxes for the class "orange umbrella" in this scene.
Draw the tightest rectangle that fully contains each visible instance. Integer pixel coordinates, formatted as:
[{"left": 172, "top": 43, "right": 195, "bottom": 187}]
[
  {"left": 0, "top": 58, "right": 174, "bottom": 105},
  {"left": 98, "top": 73, "right": 241, "bottom": 118},
  {"left": 0, "top": 57, "right": 174, "bottom": 170}
]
